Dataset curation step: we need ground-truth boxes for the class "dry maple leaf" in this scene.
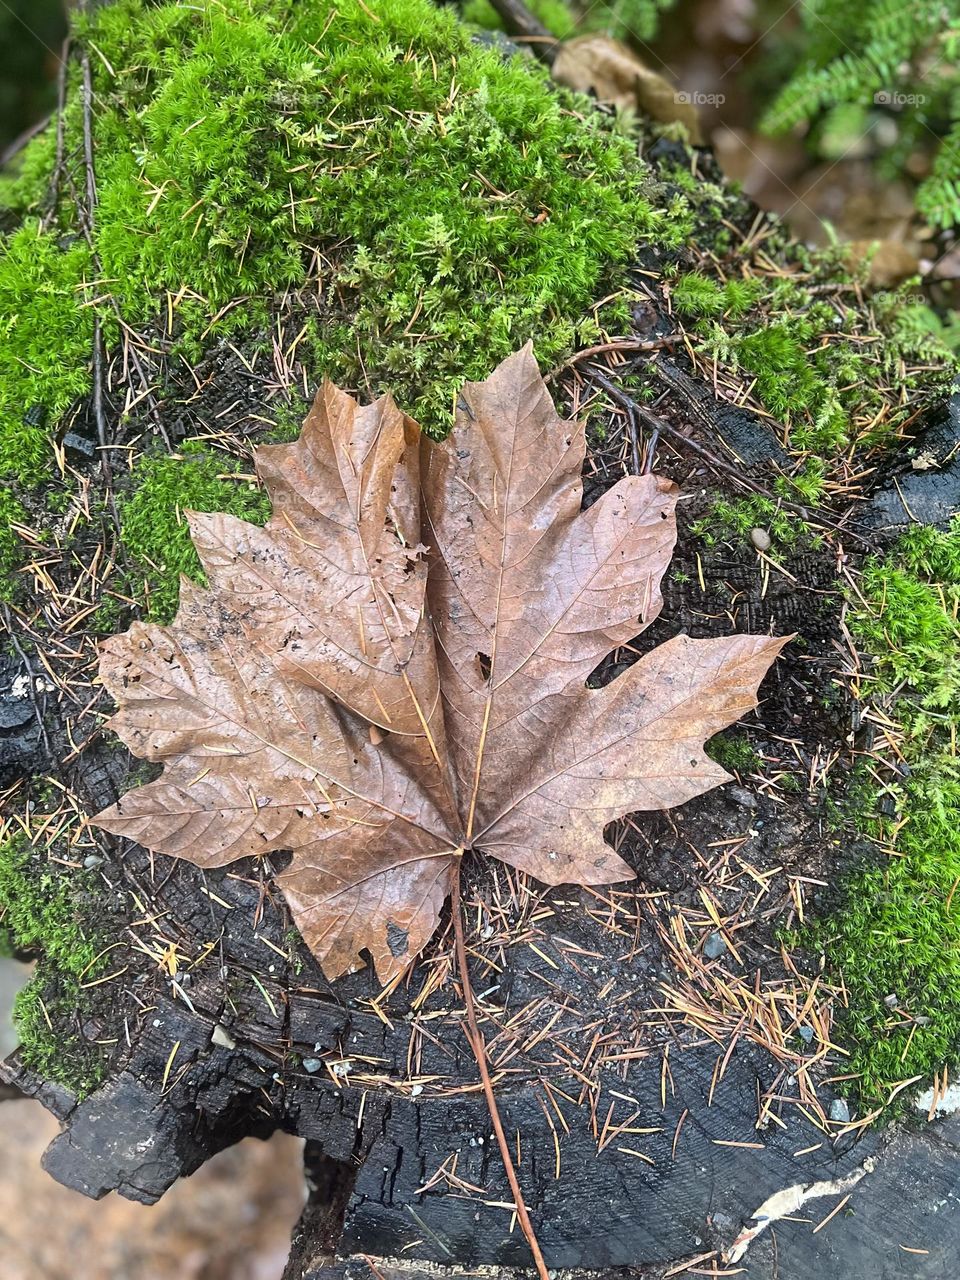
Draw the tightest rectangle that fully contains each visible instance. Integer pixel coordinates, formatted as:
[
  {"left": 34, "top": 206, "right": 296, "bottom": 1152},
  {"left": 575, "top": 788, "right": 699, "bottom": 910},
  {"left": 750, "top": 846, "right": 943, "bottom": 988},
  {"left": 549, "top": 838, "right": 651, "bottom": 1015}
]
[{"left": 92, "top": 346, "right": 788, "bottom": 983}]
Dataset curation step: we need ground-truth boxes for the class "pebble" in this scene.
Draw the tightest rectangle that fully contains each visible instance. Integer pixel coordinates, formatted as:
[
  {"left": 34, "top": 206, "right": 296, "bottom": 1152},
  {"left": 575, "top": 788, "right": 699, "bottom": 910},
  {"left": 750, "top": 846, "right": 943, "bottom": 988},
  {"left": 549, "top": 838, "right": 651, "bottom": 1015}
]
[
  {"left": 727, "top": 784, "right": 758, "bottom": 810},
  {"left": 301, "top": 1057, "right": 323, "bottom": 1074},
  {"left": 703, "top": 930, "right": 727, "bottom": 960},
  {"left": 829, "top": 1098, "right": 851, "bottom": 1123},
  {"left": 799, "top": 1025, "right": 814, "bottom": 1044},
  {"left": 750, "top": 527, "right": 772, "bottom": 551},
  {"left": 211, "top": 1023, "right": 236, "bottom": 1050},
  {"left": 62, "top": 431, "right": 96, "bottom": 458},
  {"left": 83, "top": 855, "right": 104, "bottom": 870}
]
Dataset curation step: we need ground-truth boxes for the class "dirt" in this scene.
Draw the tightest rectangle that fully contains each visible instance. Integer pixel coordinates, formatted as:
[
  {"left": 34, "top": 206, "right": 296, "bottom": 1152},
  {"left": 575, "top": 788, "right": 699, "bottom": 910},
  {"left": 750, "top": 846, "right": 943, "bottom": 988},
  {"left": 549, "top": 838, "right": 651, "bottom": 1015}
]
[{"left": 0, "top": 1100, "right": 305, "bottom": 1280}]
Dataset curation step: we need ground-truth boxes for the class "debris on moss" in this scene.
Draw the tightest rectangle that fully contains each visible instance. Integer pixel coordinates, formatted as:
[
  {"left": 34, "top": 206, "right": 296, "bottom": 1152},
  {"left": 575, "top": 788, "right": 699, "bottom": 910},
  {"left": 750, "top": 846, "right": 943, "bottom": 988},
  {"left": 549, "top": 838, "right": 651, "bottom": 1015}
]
[{"left": 691, "top": 495, "right": 809, "bottom": 552}]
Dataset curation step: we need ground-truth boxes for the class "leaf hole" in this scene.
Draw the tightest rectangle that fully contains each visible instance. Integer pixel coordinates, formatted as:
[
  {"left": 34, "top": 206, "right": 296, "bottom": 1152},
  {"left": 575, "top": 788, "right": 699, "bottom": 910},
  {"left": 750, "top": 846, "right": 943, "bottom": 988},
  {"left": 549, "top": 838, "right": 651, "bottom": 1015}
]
[{"left": 477, "top": 652, "right": 492, "bottom": 681}]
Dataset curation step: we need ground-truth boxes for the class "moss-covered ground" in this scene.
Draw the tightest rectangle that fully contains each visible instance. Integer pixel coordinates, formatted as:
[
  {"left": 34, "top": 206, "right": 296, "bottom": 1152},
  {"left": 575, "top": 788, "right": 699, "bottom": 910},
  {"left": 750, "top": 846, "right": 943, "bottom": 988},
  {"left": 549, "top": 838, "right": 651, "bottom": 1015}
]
[
  {"left": 0, "top": 827, "right": 107, "bottom": 1093},
  {"left": 808, "top": 524, "right": 960, "bottom": 1098},
  {"left": 2, "top": 0, "right": 960, "bottom": 1112},
  {"left": 653, "top": 155, "right": 960, "bottom": 1101}
]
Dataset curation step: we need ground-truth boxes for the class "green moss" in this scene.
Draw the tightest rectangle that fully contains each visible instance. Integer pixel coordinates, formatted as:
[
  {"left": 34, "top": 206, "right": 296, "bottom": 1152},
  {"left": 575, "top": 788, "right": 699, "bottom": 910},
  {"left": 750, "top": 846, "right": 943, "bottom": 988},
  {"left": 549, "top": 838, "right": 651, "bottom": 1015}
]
[
  {"left": 0, "top": 0, "right": 667, "bottom": 501},
  {"left": 118, "top": 446, "right": 271, "bottom": 623},
  {"left": 691, "top": 495, "right": 807, "bottom": 551},
  {"left": 738, "top": 322, "right": 850, "bottom": 452},
  {"left": 0, "top": 487, "right": 27, "bottom": 600},
  {"left": 672, "top": 273, "right": 763, "bottom": 321},
  {"left": 0, "top": 127, "right": 58, "bottom": 220},
  {"left": 73, "top": 0, "right": 661, "bottom": 432},
  {"left": 706, "top": 730, "right": 761, "bottom": 774},
  {"left": 0, "top": 831, "right": 106, "bottom": 1095},
  {"left": 0, "top": 221, "right": 93, "bottom": 486},
  {"left": 673, "top": 273, "right": 725, "bottom": 318},
  {"left": 815, "top": 520, "right": 960, "bottom": 1099}
]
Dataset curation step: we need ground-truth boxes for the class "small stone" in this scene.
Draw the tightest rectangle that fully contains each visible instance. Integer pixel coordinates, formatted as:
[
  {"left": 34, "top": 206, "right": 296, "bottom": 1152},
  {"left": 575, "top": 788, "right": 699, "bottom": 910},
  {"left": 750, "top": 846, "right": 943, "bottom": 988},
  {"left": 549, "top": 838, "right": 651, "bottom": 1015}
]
[
  {"left": 302, "top": 1057, "right": 323, "bottom": 1074},
  {"left": 727, "top": 784, "right": 757, "bottom": 810},
  {"left": 799, "top": 1025, "right": 815, "bottom": 1044},
  {"left": 62, "top": 431, "right": 96, "bottom": 458},
  {"left": 409, "top": 1084, "right": 424, "bottom": 1098},
  {"left": 750, "top": 527, "right": 772, "bottom": 552},
  {"left": 211, "top": 1023, "right": 236, "bottom": 1050},
  {"left": 883, "top": 992, "right": 900, "bottom": 1009},
  {"left": 83, "top": 855, "right": 104, "bottom": 870},
  {"left": 703, "top": 930, "right": 727, "bottom": 960},
  {"left": 829, "top": 1098, "right": 850, "bottom": 1123}
]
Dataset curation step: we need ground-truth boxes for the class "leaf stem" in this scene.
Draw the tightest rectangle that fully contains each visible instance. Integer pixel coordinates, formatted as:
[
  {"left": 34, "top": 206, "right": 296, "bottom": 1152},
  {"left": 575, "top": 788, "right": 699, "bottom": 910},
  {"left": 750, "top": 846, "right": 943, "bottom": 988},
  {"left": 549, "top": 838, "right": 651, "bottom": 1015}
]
[{"left": 450, "top": 871, "right": 551, "bottom": 1280}]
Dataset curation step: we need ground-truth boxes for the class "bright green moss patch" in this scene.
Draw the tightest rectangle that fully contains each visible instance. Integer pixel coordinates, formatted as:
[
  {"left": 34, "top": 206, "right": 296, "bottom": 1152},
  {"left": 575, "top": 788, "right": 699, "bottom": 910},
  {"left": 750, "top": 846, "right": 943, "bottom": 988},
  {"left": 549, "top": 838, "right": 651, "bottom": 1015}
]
[
  {"left": 0, "top": 831, "right": 106, "bottom": 1095},
  {"left": 691, "top": 494, "right": 810, "bottom": 552},
  {"left": 706, "top": 730, "right": 761, "bottom": 775},
  {"left": 118, "top": 447, "right": 271, "bottom": 623},
  {"left": 0, "top": 0, "right": 663, "bottom": 496},
  {"left": 672, "top": 273, "right": 763, "bottom": 321},
  {"left": 815, "top": 521, "right": 960, "bottom": 1099},
  {"left": 0, "top": 222, "right": 93, "bottom": 486},
  {"left": 75, "top": 0, "right": 661, "bottom": 430},
  {"left": 0, "top": 486, "right": 27, "bottom": 600}
]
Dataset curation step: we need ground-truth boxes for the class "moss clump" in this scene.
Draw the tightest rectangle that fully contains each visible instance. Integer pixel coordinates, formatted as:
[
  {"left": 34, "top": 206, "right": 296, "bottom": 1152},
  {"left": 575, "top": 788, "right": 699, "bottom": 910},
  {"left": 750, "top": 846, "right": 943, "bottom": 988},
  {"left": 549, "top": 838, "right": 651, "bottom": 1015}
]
[
  {"left": 815, "top": 520, "right": 960, "bottom": 1099},
  {"left": 737, "top": 321, "right": 849, "bottom": 452},
  {"left": 706, "top": 730, "right": 761, "bottom": 775},
  {"left": 0, "top": 222, "right": 93, "bottom": 486},
  {"left": 672, "top": 273, "right": 762, "bottom": 320},
  {"left": 0, "top": 831, "right": 106, "bottom": 1095},
  {"left": 118, "top": 446, "right": 271, "bottom": 623},
  {"left": 0, "top": 486, "right": 27, "bottom": 600},
  {"left": 81, "top": 0, "right": 659, "bottom": 425},
  {"left": 691, "top": 494, "right": 810, "bottom": 551},
  {"left": 0, "top": 0, "right": 664, "bottom": 491}
]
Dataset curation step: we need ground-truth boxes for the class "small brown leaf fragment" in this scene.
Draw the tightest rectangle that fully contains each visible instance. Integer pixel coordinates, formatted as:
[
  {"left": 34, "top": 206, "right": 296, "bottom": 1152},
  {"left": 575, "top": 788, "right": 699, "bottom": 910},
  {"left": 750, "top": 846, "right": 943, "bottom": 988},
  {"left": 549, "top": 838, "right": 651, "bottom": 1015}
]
[
  {"left": 553, "top": 37, "right": 704, "bottom": 143},
  {"left": 92, "top": 346, "right": 787, "bottom": 982}
]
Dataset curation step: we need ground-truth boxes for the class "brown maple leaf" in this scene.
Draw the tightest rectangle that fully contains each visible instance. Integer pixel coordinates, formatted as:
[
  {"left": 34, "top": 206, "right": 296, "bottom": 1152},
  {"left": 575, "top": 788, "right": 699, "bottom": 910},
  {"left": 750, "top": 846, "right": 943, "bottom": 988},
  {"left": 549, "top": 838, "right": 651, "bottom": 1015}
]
[{"left": 92, "top": 346, "right": 788, "bottom": 983}]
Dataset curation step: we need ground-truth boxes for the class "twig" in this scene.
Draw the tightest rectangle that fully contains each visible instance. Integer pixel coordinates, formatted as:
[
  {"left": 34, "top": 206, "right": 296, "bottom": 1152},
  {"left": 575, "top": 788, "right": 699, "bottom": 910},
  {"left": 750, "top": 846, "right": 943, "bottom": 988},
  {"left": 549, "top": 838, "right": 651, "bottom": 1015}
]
[
  {"left": 72, "top": 51, "right": 172, "bottom": 453},
  {"left": 81, "top": 54, "right": 98, "bottom": 215},
  {"left": 625, "top": 400, "right": 641, "bottom": 476},
  {"left": 451, "top": 872, "right": 550, "bottom": 1280},
  {"left": 49, "top": 37, "right": 72, "bottom": 212},
  {"left": 484, "top": 0, "right": 558, "bottom": 64},
  {"left": 546, "top": 335, "right": 682, "bottom": 382}
]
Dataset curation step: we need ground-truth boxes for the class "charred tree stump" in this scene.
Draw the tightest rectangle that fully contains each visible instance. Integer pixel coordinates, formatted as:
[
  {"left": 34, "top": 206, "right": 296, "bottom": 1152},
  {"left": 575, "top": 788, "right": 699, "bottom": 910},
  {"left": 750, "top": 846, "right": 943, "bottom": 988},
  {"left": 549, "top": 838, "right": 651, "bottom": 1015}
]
[{"left": 4, "top": 3, "right": 960, "bottom": 1278}]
